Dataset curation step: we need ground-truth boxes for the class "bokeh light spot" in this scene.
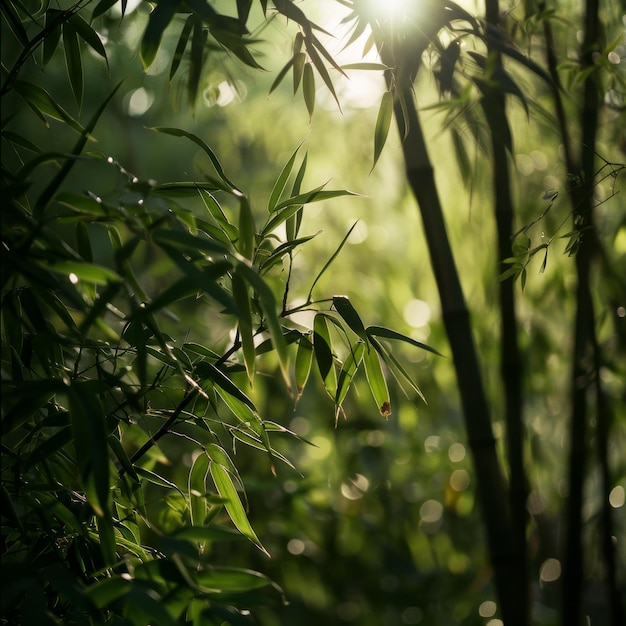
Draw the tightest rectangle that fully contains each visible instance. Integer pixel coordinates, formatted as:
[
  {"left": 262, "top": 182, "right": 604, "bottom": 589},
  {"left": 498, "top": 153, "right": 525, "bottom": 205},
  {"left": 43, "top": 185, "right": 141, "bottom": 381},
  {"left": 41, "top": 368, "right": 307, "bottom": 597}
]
[
  {"left": 540, "top": 558, "right": 562, "bottom": 583},
  {"left": 479, "top": 600, "right": 497, "bottom": 617},
  {"left": 609, "top": 485, "right": 625, "bottom": 508},
  {"left": 448, "top": 442, "right": 466, "bottom": 462}
]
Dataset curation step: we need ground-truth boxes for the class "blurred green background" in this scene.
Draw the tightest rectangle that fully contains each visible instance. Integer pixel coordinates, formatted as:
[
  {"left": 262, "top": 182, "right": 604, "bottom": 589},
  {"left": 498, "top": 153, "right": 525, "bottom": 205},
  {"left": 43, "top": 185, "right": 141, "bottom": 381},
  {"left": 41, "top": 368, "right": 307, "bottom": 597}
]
[{"left": 2, "top": 1, "right": 625, "bottom": 624}]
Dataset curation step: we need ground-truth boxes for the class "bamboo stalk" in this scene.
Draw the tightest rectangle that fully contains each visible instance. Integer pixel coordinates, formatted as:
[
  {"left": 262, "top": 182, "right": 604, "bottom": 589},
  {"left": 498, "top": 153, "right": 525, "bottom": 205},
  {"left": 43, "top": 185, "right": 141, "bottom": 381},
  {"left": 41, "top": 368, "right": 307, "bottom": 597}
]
[
  {"left": 380, "top": 42, "right": 523, "bottom": 625},
  {"left": 483, "top": 1, "right": 529, "bottom": 622},
  {"left": 562, "top": 0, "right": 600, "bottom": 623}
]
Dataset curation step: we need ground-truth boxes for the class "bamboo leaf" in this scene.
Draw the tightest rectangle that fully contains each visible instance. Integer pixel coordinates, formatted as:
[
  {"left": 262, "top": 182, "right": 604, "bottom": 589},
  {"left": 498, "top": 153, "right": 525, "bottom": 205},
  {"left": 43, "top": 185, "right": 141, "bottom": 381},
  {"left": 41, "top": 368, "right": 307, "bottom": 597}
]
[
  {"left": 150, "top": 127, "right": 239, "bottom": 191},
  {"left": 267, "top": 138, "right": 306, "bottom": 212},
  {"left": 286, "top": 150, "right": 308, "bottom": 241},
  {"left": 307, "top": 222, "right": 358, "bottom": 302},
  {"left": 370, "top": 336, "right": 426, "bottom": 403},
  {"left": 14, "top": 80, "right": 87, "bottom": 133},
  {"left": 170, "top": 14, "right": 194, "bottom": 80},
  {"left": 195, "top": 566, "right": 274, "bottom": 592},
  {"left": 273, "top": 185, "right": 361, "bottom": 212},
  {"left": 366, "top": 325, "right": 442, "bottom": 356},
  {"left": 63, "top": 21, "right": 83, "bottom": 109},
  {"left": 92, "top": 0, "right": 120, "bottom": 20},
  {"left": 293, "top": 51, "right": 306, "bottom": 94},
  {"left": 34, "top": 83, "right": 122, "bottom": 218},
  {"left": 232, "top": 271, "right": 255, "bottom": 382},
  {"left": 303, "top": 62, "right": 315, "bottom": 118},
  {"left": 209, "top": 463, "right": 269, "bottom": 556},
  {"left": 141, "top": 0, "right": 181, "bottom": 70},
  {"left": 136, "top": 467, "right": 184, "bottom": 495},
  {"left": 189, "top": 451, "right": 210, "bottom": 526},
  {"left": 373, "top": 90, "right": 393, "bottom": 170},
  {"left": 269, "top": 55, "right": 295, "bottom": 94},
  {"left": 46, "top": 260, "right": 122, "bottom": 285},
  {"left": 305, "top": 38, "right": 341, "bottom": 111},
  {"left": 188, "top": 18, "right": 207, "bottom": 107},
  {"left": 363, "top": 345, "right": 391, "bottom": 418},
  {"left": 236, "top": 263, "right": 291, "bottom": 390},
  {"left": 332, "top": 295, "right": 367, "bottom": 340},
  {"left": 237, "top": 195, "right": 255, "bottom": 260},
  {"left": 42, "top": 10, "right": 62, "bottom": 66},
  {"left": 335, "top": 341, "right": 365, "bottom": 408},
  {"left": 295, "top": 333, "right": 314, "bottom": 401},
  {"left": 69, "top": 13, "right": 108, "bottom": 67},
  {"left": 313, "top": 313, "right": 337, "bottom": 397}
]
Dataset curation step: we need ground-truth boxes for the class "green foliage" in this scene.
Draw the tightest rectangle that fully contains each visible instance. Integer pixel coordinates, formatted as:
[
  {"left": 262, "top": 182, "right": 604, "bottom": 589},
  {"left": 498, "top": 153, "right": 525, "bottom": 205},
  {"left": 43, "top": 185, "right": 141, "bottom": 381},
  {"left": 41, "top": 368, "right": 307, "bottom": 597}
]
[
  {"left": 2, "top": 1, "right": 625, "bottom": 624},
  {"left": 1, "top": 3, "right": 438, "bottom": 623}
]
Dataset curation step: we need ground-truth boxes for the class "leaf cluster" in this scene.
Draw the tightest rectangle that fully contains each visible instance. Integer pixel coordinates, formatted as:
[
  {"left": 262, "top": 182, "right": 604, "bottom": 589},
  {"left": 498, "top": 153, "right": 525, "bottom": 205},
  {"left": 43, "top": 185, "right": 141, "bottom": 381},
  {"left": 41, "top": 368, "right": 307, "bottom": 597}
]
[{"left": 1, "top": 2, "right": 440, "bottom": 623}]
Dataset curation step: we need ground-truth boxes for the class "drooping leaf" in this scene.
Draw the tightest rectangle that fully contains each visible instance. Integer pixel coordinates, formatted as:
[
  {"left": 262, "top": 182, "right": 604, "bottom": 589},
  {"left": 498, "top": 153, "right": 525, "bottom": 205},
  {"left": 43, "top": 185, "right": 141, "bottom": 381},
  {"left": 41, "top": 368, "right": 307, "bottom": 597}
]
[
  {"left": 141, "top": 0, "right": 181, "bottom": 70},
  {"left": 269, "top": 55, "right": 295, "bottom": 94},
  {"left": 373, "top": 90, "right": 393, "bottom": 169},
  {"left": 295, "top": 333, "right": 314, "bottom": 401},
  {"left": 303, "top": 61, "right": 315, "bottom": 118},
  {"left": 195, "top": 566, "right": 274, "bottom": 592},
  {"left": 332, "top": 295, "right": 367, "bottom": 341},
  {"left": 189, "top": 451, "right": 210, "bottom": 526},
  {"left": 236, "top": 263, "right": 291, "bottom": 391},
  {"left": 313, "top": 313, "right": 336, "bottom": 397},
  {"left": 335, "top": 341, "right": 365, "bottom": 409},
  {"left": 293, "top": 51, "right": 306, "bottom": 94},
  {"left": 170, "top": 14, "right": 194, "bottom": 80},
  {"left": 305, "top": 37, "right": 342, "bottom": 111},
  {"left": 366, "top": 325, "right": 442, "bottom": 356},
  {"left": 369, "top": 336, "right": 426, "bottom": 403},
  {"left": 46, "top": 260, "right": 122, "bottom": 285},
  {"left": 150, "top": 127, "right": 239, "bottom": 191},
  {"left": 237, "top": 195, "right": 255, "bottom": 260},
  {"left": 209, "top": 462, "right": 269, "bottom": 556},
  {"left": 232, "top": 271, "right": 255, "bottom": 382},
  {"left": 69, "top": 13, "right": 108, "bottom": 67},
  {"left": 307, "top": 222, "right": 358, "bottom": 302},
  {"left": 363, "top": 345, "right": 391, "bottom": 418},
  {"left": 62, "top": 21, "right": 83, "bottom": 109},
  {"left": 196, "top": 362, "right": 256, "bottom": 412},
  {"left": 42, "top": 10, "right": 63, "bottom": 65},
  {"left": 188, "top": 17, "right": 207, "bottom": 107}
]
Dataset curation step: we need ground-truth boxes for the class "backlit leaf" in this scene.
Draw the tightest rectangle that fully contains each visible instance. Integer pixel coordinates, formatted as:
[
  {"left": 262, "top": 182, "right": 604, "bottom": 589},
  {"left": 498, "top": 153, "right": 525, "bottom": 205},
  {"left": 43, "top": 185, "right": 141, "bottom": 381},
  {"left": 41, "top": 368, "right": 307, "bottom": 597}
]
[
  {"left": 209, "top": 463, "right": 268, "bottom": 556},
  {"left": 141, "top": 0, "right": 181, "bottom": 70},
  {"left": 314, "top": 313, "right": 336, "bottom": 397},
  {"left": 363, "top": 345, "right": 391, "bottom": 418},
  {"left": 295, "top": 333, "right": 314, "bottom": 401},
  {"left": 335, "top": 341, "right": 365, "bottom": 408},
  {"left": 373, "top": 90, "right": 393, "bottom": 170},
  {"left": 333, "top": 296, "right": 367, "bottom": 340},
  {"left": 170, "top": 15, "right": 194, "bottom": 80},
  {"left": 303, "top": 62, "right": 315, "bottom": 118},
  {"left": 268, "top": 138, "right": 306, "bottom": 212},
  {"left": 366, "top": 325, "right": 442, "bottom": 356}
]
